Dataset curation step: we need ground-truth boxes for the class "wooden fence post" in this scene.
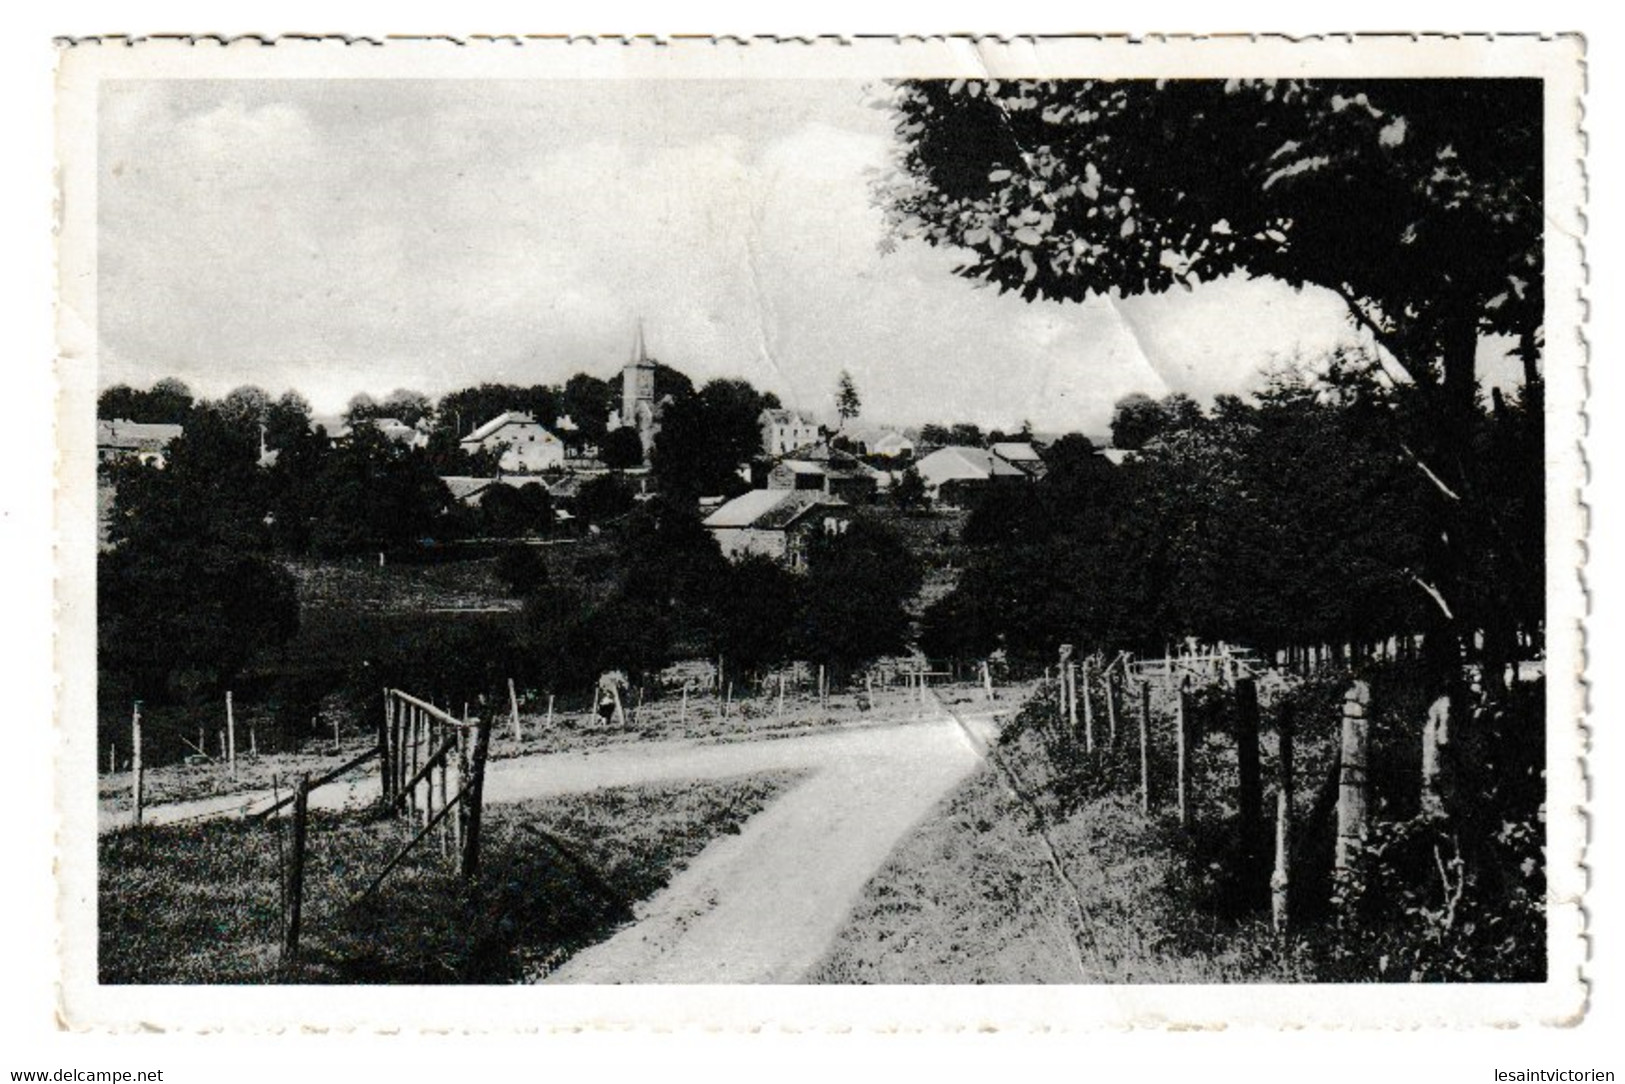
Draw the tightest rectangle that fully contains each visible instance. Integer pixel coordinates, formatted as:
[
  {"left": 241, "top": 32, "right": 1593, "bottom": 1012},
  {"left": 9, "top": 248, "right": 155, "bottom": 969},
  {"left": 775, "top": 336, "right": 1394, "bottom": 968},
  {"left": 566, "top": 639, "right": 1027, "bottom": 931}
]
[
  {"left": 1105, "top": 668, "right": 1119, "bottom": 748},
  {"left": 1082, "top": 659, "right": 1094, "bottom": 753},
  {"left": 461, "top": 717, "right": 494, "bottom": 884},
  {"left": 509, "top": 678, "right": 523, "bottom": 744},
  {"left": 778, "top": 673, "right": 786, "bottom": 720},
  {"left": 283, "top": 775, "right": 310, "bottom": 966},
  {"left": 1421, "top": 694, "right": 1450, "bottom": 818},
  {"left": 226, "top": 691, "right": 237, "bottom": 777},
  {"left": 1067, "top": 664, "right": 1079, "bottom": 741},
  {"left": 1335, "top": 680, "right": 1372, "bottom": 873},
  {"left": 1175, "top": 678, "right": 1191, "bottom": 829},
  {"left": 982, "top": 660, "right": 994, "bottom": 702},
  {"left": 1139, "top": 680, "right": 1151, "bottom": 814},
  {"left": 131, "top": 702, "right": 144, "bottom": 828},
  {"left": 1057, "top": 645, "right": 1073, "bottom": 736},
  {"left": 1235, "top": 677, "right": 1264, "bottom": 892},
  {"left": 1271, "top": 789, "right": 1291, "bottom": 933},
  {"left": 379, "top": 690, "right": 393, "bottom": 805}
]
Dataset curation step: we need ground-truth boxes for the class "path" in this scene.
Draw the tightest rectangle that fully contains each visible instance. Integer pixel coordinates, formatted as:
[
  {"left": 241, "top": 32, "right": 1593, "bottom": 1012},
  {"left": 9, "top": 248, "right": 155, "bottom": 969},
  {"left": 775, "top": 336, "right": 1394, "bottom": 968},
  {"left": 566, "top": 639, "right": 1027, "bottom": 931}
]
[
  {"left": 544, "top": 702, "right": 1001, "bottom": 983},
  {"left": 102, "top": 697, "right": 1008, "bottom": 982}
]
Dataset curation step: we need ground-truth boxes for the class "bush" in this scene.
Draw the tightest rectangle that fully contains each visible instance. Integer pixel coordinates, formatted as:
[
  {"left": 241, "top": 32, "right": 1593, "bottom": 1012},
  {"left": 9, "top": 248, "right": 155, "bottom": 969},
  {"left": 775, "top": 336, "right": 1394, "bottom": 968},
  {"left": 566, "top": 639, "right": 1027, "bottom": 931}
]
[{"left": 494, "top": 547, "right": 549, "bottom": 596}]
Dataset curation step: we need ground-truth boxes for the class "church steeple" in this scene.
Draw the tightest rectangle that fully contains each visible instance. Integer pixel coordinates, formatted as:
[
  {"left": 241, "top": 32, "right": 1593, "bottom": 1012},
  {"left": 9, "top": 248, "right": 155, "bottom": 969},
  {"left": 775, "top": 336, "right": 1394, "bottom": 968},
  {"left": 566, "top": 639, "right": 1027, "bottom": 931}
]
[{"left": 629, "top": 318, "right": 649, "bottom": 367}]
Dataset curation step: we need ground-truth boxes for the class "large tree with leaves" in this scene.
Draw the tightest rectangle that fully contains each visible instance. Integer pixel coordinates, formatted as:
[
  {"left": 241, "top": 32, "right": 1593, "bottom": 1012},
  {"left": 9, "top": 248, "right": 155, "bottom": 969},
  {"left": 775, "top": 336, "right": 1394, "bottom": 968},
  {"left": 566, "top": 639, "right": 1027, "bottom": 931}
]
[{"left": 879, "top": 77, "right": 1543, "bottom": 682}]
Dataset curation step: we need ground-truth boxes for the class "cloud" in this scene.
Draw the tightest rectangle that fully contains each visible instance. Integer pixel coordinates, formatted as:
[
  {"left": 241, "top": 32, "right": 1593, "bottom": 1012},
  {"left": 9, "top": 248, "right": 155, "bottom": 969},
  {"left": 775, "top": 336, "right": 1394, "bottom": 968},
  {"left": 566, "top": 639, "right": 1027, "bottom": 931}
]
[{"left": 95, "top": 80, "right": 1391, "bottom": 431}]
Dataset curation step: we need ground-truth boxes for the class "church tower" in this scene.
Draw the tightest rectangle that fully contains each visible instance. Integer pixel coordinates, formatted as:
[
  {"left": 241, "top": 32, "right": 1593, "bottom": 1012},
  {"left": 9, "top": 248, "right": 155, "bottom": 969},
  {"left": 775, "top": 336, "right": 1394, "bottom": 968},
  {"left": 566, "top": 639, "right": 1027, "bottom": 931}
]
[{"left": 621, "top": 320, "right": 659, "bottom": 454}]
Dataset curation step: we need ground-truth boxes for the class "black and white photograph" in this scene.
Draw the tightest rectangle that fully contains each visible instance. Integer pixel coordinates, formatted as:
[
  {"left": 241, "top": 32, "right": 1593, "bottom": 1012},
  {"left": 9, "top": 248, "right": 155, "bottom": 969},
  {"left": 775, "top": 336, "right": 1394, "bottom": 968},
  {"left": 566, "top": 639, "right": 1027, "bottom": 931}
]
[{"left": 50, "top": 34, "right": 1586, "bottom": 1032}]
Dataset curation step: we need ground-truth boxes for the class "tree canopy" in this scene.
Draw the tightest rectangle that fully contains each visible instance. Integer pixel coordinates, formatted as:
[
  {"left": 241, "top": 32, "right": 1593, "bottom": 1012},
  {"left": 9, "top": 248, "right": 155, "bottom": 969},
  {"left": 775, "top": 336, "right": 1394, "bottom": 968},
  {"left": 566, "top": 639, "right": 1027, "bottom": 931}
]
[
  {"left": 880, "top": 78, "right": 1541, "bottom": 382},
  {"left": 881, "top": 77, "right": 1545, "bottom": 672}
]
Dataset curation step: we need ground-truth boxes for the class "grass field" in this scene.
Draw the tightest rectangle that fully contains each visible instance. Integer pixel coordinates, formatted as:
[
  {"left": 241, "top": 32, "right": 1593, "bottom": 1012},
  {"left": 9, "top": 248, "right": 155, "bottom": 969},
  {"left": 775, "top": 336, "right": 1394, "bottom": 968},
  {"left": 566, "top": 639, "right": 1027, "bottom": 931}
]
[{"left": 99, "top": 770, "right": 802, "bottom": 984}]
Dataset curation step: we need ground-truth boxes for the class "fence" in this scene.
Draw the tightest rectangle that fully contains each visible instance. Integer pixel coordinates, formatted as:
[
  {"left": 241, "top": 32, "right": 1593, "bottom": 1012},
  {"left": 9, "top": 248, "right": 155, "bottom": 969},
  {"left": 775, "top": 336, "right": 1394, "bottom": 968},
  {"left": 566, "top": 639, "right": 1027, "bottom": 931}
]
[
  {"left": 255, "top": 687, "right": 494, "bottom": 969},
  {"left": 1034, "top": 642, "right": 1428, "bottom": 935}
]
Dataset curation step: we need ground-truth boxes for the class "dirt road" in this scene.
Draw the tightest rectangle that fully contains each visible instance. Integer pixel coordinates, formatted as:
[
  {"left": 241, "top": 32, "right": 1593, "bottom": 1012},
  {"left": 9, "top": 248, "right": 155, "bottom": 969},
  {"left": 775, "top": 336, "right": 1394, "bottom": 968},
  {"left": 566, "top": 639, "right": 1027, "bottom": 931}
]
[
  {"left": 104, "top": 698, "right": 1006, "bottom": 982},
  {"left": 543, "top": 703, "right": 1001, "bottom": 983}
]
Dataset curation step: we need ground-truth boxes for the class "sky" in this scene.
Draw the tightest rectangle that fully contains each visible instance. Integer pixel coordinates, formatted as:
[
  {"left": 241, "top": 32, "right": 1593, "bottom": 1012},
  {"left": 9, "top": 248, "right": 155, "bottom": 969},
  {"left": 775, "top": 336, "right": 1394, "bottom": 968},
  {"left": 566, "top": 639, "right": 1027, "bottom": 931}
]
[{"left": 96, "top": 78, "right": 1522, "bottom": 433}]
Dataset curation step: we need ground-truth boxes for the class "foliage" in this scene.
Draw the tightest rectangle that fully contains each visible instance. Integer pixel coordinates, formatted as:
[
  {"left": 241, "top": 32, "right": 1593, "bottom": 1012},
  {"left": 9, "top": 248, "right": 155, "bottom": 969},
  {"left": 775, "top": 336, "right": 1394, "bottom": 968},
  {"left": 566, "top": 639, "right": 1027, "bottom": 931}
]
[
  {"left": 651, "top": 377, "right": 777, "bottom": 497},
  {"left": 877, "top": 76, "right": 1545, "bottom": 676},
  {"left": 98, "top": 538, "right": 299, "bottom": 703},
  {"left": 836, "top": 369, "right": 862, "bottom": 423},
  {"left": 573, "top": 474, "right": 636, "bottom": 525},
  {"left": 706, "top": 555, "right": 802, "bottom": 675},
  {"left": 106, "top": 403, "right": 267, "bottom": 551},
  {"left": 379, "top": 388, "right": 432, "bottom": 426},
  {"left": 1323, "top": 811, "right": 1545, "bottom": 982},
  {"left": 1110, "top": 392, "right": 1200, "bottom": 450},
  {"left": 598, "top": 426, "right": 646, "bottom": 469},
  {"left": 477, "top": 483, "right": 554, "bottom": 539},
  {"left": 926, "top": 369, "right": 1447, "bottom": 661},
  {"left": 97, "top": 377, "right": 195, "bottom": 424},
  {"left": 562, "top": 373, "right": 613, "bottom": 442},
  {"left": 890, "top": 464, "right": 928, "bottom": 511},
  {"left": 264, "top": 390, "right": 314, "bottom": 452},
  {"left": 794, "top": 518, "right": 923, "bottom": 675}
]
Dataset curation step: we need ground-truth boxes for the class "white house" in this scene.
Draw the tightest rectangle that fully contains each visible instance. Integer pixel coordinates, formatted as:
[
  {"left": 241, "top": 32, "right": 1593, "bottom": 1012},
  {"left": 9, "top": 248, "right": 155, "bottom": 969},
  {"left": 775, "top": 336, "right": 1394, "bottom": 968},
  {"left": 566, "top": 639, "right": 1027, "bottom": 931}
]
[
  {"left": 842, "top": 426, "right": 915, "bottom": 459},
  {"left": 96, "top": 419, "right": 183, "bottom": 468},
  {"left": 759, "top": 408, "right": 821, "bottom": 457},
  {"left": 460, "top": 411, "right": 565, "bottom": 473},
  {"left": 914, "top": 445, "right": 1033, "bottom": 503},
  {"left": 702, "top": 488, "right": 850, "bottom": 570}
]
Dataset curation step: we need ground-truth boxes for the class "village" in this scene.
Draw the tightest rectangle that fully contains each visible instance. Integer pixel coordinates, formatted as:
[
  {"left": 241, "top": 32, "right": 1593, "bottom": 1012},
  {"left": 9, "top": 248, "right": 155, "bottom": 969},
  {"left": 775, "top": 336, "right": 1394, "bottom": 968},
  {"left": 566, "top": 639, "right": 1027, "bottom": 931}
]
[
  {"left": 97, "top": 323, "right": 1119, "bottom": 568},
  {"left": 85, "top": 72, "right": 1553, "bottom": 997}
]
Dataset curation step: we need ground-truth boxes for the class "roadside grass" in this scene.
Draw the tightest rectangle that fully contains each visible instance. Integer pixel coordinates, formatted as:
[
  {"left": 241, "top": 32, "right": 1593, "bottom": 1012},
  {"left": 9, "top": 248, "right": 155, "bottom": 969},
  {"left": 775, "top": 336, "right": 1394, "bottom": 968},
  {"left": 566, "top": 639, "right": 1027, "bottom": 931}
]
[
  {"left": 809, "top": 746, "right": 1307, "bottom": 984},
  {"left": 814, "top": 663, "right": 1545, "bottom": 984},
  {"left": 99, "top": 770, "right": 802, "bottom": 984}
]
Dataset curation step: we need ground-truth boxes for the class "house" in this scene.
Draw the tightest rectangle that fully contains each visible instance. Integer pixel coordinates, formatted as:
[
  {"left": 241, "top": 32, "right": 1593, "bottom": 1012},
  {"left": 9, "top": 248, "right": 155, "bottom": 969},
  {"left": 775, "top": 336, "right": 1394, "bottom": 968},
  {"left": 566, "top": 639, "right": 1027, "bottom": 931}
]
[
  {"left": 372, "top": 417, "right": 426, "bottom": 448},
  {"left": 459, "top": 411, "right": 565, "bottom": 473},
  {"left": 840, "top": 426, "right": 915, "bottom": 459},
  {"left": 767, "top": 459, "right": 829, "bottom": 492},
  {"left": 761, "top": 445, "right": 879, "bottom": 504},
  {"left": 915, "top": 445, "right": 1034, "bottom": 505},
  {"left": 759, "top": 408, "right": 821, "bottom": 457},
  {"left": 701, "top": 488, "right": 851, "bottom": 570},
  {"left": 990, "top": 441, "right": 1047, "bottom": 478},
  {"left": 96, "top": 419, "right": 183, "bottom": 467}
]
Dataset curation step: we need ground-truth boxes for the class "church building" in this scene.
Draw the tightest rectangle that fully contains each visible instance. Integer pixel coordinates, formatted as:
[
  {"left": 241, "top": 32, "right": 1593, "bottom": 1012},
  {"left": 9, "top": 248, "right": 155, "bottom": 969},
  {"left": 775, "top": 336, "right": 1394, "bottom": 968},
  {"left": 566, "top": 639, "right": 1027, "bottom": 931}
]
[{"left": 607, "top": 321, "right": 664, "bottom": 458}]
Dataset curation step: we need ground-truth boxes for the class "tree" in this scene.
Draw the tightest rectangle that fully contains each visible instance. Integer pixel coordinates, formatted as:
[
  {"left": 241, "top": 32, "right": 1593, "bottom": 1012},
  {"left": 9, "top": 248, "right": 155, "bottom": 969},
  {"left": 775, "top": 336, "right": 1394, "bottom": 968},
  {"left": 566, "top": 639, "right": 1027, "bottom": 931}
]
[
  {"left": 599, "top": 426, "right": 646, "bottom": 469},
  {"left": 890, "top": 464, "right": 928, "bottom": 511},
  {"left": 97, "top": 378, "right": 195, "bottom": 424},
  {"left": 879, "top": 77, "right": 1542, "bottom": 677},
  {"left": 795, "top": 518, "right": 923, "bottom": 675},
  {"left": 99, "top": 538, "right": 299, "bottom": 703},
  {"left": 1110, "top": 393, "right": 1164, "bottom": 450},
  {"left": 107, "top": 403, "right": 265, "bottom": 551},
  {"left": 836, "top": 369, "right": 862, "bottom": 424},
  {"left": 562, "top": 373, "right": 613, "bottom": 443},
  {"left": 217, "top": 385, "right": 272, "bottom": 431},
  {"left": 344, "top": 392, "right": 380, "bottom": 425},
  {"left": 651, "top": 378, "right": 776, "bottom": 497},
  {"left": 380, "top": 388, "right": 433, "bottom": 426},
  {"left": 264, "top": 390, "right": 313, "bottom": 452},
  {"left": 574, "top": 473, "right": 635, "bottom": 525},
  {"left": 708, "top": 555, "right": 802, "bottom": 677},
  {"left": 297, "top": 425, "right": 452, "bottom": 554},
  {"left": 479, "top": 483, "right": 553, "bottom": 538}
]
